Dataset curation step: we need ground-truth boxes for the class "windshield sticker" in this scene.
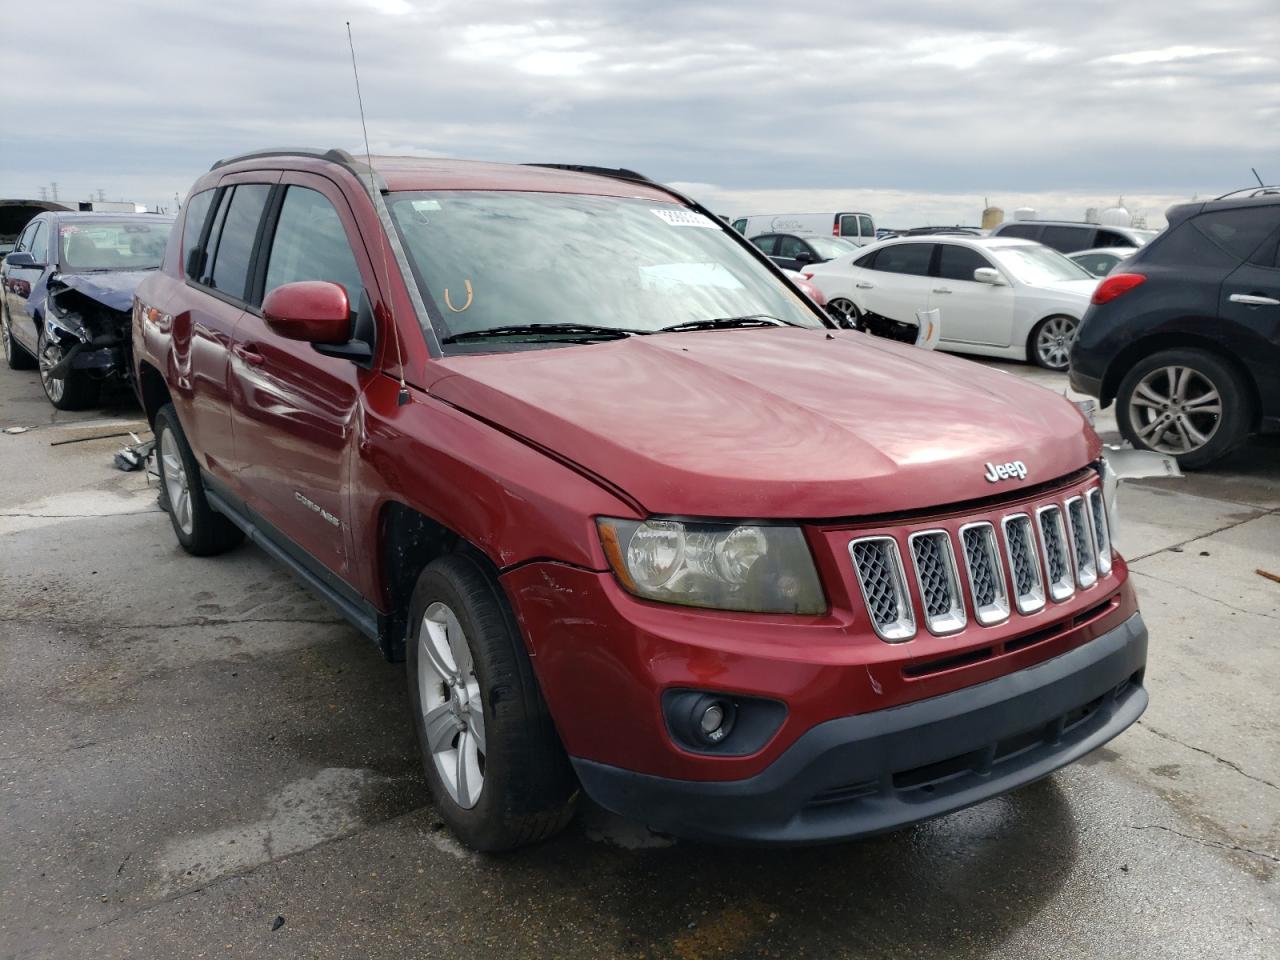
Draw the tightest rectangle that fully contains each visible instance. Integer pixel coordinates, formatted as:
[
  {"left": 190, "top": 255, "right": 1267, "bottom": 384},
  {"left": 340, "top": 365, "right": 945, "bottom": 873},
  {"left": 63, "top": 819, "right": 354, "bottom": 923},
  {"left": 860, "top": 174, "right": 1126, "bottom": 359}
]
[
  {"left": 650, "top": 209, "right": 719, "bottom": 229},
  {"left": 412, "top": 199, "right": 442, "bottom": 212}
]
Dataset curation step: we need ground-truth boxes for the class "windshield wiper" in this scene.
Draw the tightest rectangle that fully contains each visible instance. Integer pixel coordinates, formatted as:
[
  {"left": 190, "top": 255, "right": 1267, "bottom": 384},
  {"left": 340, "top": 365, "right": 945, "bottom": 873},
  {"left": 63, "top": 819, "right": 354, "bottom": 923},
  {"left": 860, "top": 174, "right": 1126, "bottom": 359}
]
[
  {"left": 658, "top": 315, "right": 797, "bottom": 333},
  {"left": 441, "top": 323, "right": 646, "bottom": 345}
]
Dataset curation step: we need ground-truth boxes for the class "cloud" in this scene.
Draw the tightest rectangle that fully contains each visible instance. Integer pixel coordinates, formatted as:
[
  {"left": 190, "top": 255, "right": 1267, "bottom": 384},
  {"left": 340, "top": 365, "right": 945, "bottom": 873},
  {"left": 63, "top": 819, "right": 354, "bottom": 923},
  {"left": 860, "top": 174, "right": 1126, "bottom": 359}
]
[{"left": 1, "top": 0, "right": 1275, "bottom": 216}]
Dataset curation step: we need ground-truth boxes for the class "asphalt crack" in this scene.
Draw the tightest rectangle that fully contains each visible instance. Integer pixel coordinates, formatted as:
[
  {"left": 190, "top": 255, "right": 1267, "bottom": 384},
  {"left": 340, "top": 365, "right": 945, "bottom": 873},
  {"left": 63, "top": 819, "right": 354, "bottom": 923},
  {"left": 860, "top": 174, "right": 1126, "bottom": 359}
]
[
  {"left": 1127, "top": 507, "right": 1278, "bottom": 563},
  {"left": 0, "top": 510, "right": 161, "bottom": 519},
  {"left": 1128, "top": 568, "right": 1280, "bottom": 623},
  {"left": 1136, "top": 721, "right": 1279, "bottom": 792},
  {"left": 0, "top": 614, "right": 343, "bottom": 631},
  {"left": 1126, "top": 824, "right": 1279, "bottom": 863}
]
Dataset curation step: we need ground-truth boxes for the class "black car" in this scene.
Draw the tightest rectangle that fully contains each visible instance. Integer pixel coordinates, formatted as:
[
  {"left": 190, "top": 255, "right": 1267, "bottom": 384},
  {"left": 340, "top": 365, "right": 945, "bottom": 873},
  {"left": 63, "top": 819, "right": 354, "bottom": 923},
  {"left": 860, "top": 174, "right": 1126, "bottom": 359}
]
[
  {"left": 1, "top": 211, "right": 174, "bottom": 409},
  {"left": 1070, "top": 188, "right": 1280, "bottom": 468},
  {"left": 748, "top": 233, "right": 858, "bottom": 271}
]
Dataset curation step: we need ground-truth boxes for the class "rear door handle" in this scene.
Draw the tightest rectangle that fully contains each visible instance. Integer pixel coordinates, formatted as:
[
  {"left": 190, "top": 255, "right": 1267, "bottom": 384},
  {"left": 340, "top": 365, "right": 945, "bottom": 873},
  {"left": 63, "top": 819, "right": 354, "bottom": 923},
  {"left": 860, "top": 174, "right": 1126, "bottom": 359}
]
[
  {"left": 931, "top": 288, "right": 952, "bottom": 294},
  {"left": 1229, "top": 293, "right": 1280, "bottom": 306},
  {"left": 233, "top": 343, "right": 265, "bottom": 366},
  {"left": 855, "top": 281, "right": 875, "bottom": 289}
]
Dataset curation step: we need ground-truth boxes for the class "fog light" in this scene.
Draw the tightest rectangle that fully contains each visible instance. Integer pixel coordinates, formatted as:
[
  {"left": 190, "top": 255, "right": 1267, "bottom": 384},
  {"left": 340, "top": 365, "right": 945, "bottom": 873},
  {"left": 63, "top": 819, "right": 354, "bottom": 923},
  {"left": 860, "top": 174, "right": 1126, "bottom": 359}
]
[
  {"left": 700, "top": 703, "right": 727, "bottom": 740},
  {"left": 688, "top": 695, "right": 736, "bottom": 746},
  {"left": 662, "top": 689, "right": 785, "bottom": 756}
]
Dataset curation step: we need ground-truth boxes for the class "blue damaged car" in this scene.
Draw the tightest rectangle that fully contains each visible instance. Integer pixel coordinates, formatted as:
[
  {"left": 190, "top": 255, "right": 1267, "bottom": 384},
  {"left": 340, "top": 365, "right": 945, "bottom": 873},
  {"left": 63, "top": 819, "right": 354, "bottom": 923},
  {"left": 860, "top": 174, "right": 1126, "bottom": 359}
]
[{"left": 2, "top": 211, "right": 173, "bottom": 409}]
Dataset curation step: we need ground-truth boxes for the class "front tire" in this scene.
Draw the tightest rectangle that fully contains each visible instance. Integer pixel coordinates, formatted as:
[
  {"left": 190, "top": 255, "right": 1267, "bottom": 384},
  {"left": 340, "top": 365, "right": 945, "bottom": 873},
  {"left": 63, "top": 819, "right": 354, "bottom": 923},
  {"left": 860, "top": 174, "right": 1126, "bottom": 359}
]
[
  {"left": 154, "top": 403, "right": 244, "bottom": 555},
  {"left": 406, "top": 553, "right": 577, "bottom": 851},
  {"left": 1116, "top": 349, "right": 1253, "bottom": 469},
  {"left": 827, "top": 298, "right": 862, "bottom": 330},
  {"left": 2, "top": 301, "right": 36, "bottom": 370},
  {"left": 1029, "top": 314, "right": 1078, "bottom": 371},
  {"left": 38, "top": 330, "right": 99, "bottom": 409}
]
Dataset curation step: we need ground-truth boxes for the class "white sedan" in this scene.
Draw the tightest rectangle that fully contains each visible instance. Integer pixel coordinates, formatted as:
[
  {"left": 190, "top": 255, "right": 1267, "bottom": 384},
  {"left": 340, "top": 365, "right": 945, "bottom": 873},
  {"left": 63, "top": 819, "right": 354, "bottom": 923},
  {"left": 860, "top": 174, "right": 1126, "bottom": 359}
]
[{"left": 802, "top": 236, "right": 1099, "bottom": 370}]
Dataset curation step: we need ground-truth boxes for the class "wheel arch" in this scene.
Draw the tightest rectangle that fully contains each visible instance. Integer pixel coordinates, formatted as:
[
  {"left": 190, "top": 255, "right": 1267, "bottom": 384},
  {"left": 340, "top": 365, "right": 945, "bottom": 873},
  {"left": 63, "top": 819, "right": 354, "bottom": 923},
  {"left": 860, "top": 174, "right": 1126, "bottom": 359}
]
[
  {"left": 1100, "top": 333, "right": 1260, "bottom": 425},
  {"left": 136, "top": 360, "right": 173, "bottom": 427}
]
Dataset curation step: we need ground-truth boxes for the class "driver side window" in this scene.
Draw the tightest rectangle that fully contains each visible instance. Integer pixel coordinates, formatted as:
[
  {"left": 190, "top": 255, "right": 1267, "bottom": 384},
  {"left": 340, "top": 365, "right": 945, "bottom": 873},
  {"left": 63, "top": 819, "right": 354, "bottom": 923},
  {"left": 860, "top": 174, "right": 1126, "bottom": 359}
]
[{"left": 28, "top": 223, "right": 48, "bottom": 264}]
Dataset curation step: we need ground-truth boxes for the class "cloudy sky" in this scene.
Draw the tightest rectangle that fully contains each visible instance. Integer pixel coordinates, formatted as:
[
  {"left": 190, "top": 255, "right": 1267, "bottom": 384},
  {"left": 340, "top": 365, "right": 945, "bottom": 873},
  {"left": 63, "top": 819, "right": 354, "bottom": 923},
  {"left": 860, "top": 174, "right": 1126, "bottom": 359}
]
[{"left": 3, "top": 0, "right": 1276, "bottom": 227}]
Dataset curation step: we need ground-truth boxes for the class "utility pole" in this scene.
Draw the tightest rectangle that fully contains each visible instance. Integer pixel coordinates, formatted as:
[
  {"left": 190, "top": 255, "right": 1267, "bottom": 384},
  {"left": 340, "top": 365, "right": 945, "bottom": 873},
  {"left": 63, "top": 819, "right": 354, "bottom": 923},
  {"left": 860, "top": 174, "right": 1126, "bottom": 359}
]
[
  {"left": 96, "top": 188, "right": 106, "bottom": 202},
  {"left": 39, "top": 187, "right": 48, "bottom": 201},
  {"left": 50, "top": 182, "right": 59, "bottom": 201}
]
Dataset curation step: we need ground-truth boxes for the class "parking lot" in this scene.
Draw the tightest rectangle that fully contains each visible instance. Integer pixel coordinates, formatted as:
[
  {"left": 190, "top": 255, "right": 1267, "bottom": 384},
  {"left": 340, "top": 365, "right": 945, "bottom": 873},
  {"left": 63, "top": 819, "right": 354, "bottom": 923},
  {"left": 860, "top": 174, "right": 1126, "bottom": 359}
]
[{"left": 1, "top": 356, "right": 1276, "bottom": 960}]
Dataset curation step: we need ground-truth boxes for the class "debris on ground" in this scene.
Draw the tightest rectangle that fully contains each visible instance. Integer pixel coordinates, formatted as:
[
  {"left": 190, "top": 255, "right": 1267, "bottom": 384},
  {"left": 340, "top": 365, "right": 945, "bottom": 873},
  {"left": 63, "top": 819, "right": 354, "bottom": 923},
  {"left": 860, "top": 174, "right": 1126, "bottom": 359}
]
[
  {"left": 114, "top": 438, "right": 155, "bottom": 472},
  {"left": 1257, "top": 569, "right": 1280, "bottom": 585},
  {"left": 271, "top": 916, "right": 286, "bottom": 932},
  {"left": 3, "top": 426, "right": 34, "bottom": 435}
]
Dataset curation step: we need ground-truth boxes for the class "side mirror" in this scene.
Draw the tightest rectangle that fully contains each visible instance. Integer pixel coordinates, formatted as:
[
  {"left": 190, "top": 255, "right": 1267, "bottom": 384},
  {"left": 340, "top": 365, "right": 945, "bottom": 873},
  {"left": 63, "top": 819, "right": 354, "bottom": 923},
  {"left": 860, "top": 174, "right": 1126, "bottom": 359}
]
[
  {"left": 973, "top": 267, "right": 1005, "bottom": 285},
  {"left": 4, "top": 251, "right": 40, "bottom": 268},
  {"left": 793, "top": 249, "right": 817, "bottom": 265},
  {"left": 262, "top": 281, "right": 351, "bottom": 345}
]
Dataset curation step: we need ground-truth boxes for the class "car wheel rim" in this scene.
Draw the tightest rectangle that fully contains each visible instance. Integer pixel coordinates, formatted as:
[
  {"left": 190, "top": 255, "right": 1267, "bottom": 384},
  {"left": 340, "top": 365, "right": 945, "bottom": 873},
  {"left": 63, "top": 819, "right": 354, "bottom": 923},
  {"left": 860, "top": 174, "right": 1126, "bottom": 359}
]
[
  {"left": 38, "top": 339, "right": 65, "bottom": 402},
  {"left": 828, "top": 299, "right": 859, "bottom": 328},
  {"left": 159, "top": 427, "right": 195, "bottom": 535},
  {"left": 1036, "top": 317, "right": 1076, "bottom": 369},
  {"left": 418, "top": 601, "right": 485, "bottom": 810},
  {"left": 1127, "top": 365, "right": 1223, "bottom": 455}
]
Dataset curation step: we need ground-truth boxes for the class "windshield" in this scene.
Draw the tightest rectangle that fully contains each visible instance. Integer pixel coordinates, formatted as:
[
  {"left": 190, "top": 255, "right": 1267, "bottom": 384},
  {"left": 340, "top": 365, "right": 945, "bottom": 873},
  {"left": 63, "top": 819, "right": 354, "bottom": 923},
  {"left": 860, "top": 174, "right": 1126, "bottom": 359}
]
[
  {"left": 806, "top": 237, "right": 858, "bottom": 259},
  {"left": 387, "top": 192, "right": 822, "bottom": 348},
  {"left": 990, "top": 244, "right": 1093, "bottom": 284},
  {"left": 59, "top": 220, "right": 172, "bottom": 271}
]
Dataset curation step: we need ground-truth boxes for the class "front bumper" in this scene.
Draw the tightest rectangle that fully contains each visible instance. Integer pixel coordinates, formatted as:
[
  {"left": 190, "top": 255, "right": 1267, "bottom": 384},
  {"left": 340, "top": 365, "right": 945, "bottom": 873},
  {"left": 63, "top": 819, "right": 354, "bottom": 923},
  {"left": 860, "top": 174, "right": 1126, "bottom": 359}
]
[{"left": 574, "top": 611, "right": 1147, "bottom": 845}]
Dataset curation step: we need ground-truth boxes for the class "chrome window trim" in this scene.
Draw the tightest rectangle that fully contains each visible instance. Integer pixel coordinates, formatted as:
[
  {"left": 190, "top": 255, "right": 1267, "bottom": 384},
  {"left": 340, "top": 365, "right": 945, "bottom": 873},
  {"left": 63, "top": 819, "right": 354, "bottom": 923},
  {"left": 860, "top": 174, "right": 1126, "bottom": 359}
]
[
  {"left": 848, "top": 535, "right": 917, "bottom": 643},
  {"left": 1001, "top": 513, "right": 1046, "bottom": 614},
  {"left": 1035, "top": 504, "right": 1075, "bottom": 602},
  {"left": 959, "top": 521, "right": 1010, "bottom": 626},
  {"left": 907, "top": 529, "right": 967, "bottom": 635}
]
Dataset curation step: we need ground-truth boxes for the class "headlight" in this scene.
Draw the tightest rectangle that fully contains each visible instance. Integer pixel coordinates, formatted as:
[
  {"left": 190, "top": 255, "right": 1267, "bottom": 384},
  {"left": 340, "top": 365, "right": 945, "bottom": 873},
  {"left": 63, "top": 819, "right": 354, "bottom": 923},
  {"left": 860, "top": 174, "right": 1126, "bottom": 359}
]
[{"left": 597, "top": 517, "right": 826, "bottom": 614}]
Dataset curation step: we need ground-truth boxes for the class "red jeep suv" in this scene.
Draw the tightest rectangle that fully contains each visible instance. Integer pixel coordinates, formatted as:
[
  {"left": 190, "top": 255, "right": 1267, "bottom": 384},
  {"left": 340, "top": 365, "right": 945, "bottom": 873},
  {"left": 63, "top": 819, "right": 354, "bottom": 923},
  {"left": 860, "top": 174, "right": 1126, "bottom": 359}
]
[{"left": 133, "top": 149, "right": 1147, "bottom": 850}]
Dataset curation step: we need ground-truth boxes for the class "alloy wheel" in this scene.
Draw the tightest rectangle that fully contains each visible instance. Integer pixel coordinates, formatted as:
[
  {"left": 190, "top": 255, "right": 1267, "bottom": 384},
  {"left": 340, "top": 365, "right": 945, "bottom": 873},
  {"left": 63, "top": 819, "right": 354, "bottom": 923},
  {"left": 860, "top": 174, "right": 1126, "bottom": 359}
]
[
  {"left": 827, "top": 298, "right": 860, "bottom": 329},
  {"left": 159, "top": 427, "right": 195, "bottom": 535},
  {"left": 1035, "top": 316, "right": 1077, "bottom": 370},
  {"left": 1127, "top": 365, "right": 1222, "bottom": 455},
  {"left": 418, "top": 601, "right": 486, "bottom": 809},
  {"left": 38, "top": 338, "right": 66, "bottom": 403}
]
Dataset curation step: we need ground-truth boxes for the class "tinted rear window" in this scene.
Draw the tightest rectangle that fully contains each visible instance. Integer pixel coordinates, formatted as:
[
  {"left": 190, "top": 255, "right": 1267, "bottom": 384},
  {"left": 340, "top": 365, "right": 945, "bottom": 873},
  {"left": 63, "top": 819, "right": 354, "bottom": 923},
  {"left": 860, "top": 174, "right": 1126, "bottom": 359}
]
[
  {"left": 1040, "top": 225, "right": 1093, "bottom": 253},
  {"left": 1192, "top": 206, "right": 1280, "bottom": 262},
  {"left": 209, "top": 185, "right": 271, "bottom": 300},
  {"left": 874, "top": 243, "right": 933, "bottom": 276},
  {"left": 997, "top": 223, "right": 1040, "bottom": 240},
  {"left": 1141, "top": 220, "right": 1238, "bottom": 270}
]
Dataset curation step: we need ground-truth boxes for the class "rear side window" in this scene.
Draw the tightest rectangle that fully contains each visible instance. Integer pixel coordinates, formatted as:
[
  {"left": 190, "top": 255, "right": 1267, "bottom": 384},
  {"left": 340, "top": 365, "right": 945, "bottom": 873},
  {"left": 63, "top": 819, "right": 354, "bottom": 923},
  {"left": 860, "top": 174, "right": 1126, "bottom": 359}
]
[
  {"left": 1192, "top": 206, "right": 1280, "bottom": 262},
  {"left": 935, "top": 244, "right": 991, "bottom": 281},
  {"left": 207, "top": 185, "right": 271, "bottom": 300},
  {"left": 875, "top": 243, "right": 933, "bottom": 276},
  {"left": 264, "top": 187, "right": 364, "bottom": 305},
  {"left": 1094, "top": 230, "right": 1133, "bottom": 249},
  {"left": 1040, "top": 225, "right": 1093, "bottom": 253},
  {"left": 752, "top": 235, "right": 778, "bottom": 255},
  {"left": 858, "top": 215, "right": 874, "bottom": 238},
  {"left": 854, "top": 249, "right": 878, "bottom": 269},
  {"left": 181, "top": 189, "right": 216, "bottom": 279},
  {"left": 731, "top": 219, "right": 747, "bottom": 235},
  {"left": 1141, "top": 220, "right": 1238, "bottom": 270},
  {"left": 997, "top": 223, "right": 1040, "bottom": 241}
]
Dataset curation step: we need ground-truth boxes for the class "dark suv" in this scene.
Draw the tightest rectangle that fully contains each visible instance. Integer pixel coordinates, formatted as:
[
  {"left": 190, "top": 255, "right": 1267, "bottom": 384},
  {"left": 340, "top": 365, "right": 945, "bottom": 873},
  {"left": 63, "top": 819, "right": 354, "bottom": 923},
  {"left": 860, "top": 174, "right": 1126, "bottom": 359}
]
[
  {"left": 991, "top": 220, "right": 1156, "bottom": 254},
  {"left": 1070, "top": 189, "right": 1280, "bottom": 468}
]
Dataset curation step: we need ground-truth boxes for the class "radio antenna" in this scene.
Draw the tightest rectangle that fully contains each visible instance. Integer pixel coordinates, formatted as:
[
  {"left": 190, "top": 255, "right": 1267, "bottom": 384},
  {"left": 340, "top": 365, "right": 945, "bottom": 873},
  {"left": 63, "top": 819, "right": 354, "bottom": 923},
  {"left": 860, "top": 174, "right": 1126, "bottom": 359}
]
[
  {"left": 347, "top": 20, "right": 410, "bottom": 406},
  {"left": 1252, "top": 167, "right": 1265, "bottom": 188}
]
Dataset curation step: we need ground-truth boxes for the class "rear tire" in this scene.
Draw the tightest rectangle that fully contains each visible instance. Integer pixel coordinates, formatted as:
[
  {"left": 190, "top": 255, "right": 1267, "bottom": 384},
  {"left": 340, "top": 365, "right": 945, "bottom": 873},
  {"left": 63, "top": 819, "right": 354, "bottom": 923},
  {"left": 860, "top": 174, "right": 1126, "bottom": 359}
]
[
  {"left": 154, "top": 403, "right": 244, "bottom": 555},
  {"left": 1028, "top": 314, "right": 1078, "bottom": 371},
  {"left": 37, "top": 330, "right": 100, "bottom": 409},
  {"left": 2, "top": 301, "right": 36, "bottom": 370},
  {"left": 406, "top": 553, "right": 577, "bottom": 851},
  {"left": 1116, "top": 348, "right": 1253, "bottom": 469},
  {"left": 827, "top": 298, "right": 863, "bottom": 330}
]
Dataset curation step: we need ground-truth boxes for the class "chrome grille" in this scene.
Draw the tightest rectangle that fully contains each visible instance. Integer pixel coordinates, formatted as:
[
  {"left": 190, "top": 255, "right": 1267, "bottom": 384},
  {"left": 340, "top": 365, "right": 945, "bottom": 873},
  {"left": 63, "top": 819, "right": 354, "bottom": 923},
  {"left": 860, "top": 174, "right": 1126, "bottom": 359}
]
[
  {"left": 909, "top": 531, "right": 966, "bottom": 634},
  {"left": 1036, "top": 505, "right": 1075, "bottom": 601},
  {"left": 849, "top": 537, "right": 915, "bottom": 642},
  {"left": 1001, "top": 514, "right": 1046, "bottom": 614},
  {"left": 960, "top": 522, "right": 1009, "bottom": 625},
  {"left": 1065, "top": 496, "right": 1098, "bottom": 588},
  {"left": 1087, "top": 488, "right": 1112, "bottom": 576}
]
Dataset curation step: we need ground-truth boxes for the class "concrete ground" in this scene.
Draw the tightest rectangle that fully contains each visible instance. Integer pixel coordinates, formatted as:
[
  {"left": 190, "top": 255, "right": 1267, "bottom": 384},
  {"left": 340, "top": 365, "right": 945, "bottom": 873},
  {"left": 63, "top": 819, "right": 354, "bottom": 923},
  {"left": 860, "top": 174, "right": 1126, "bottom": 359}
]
[{"left": 1, "top": 355, "right": 1276, "bottom": 960}]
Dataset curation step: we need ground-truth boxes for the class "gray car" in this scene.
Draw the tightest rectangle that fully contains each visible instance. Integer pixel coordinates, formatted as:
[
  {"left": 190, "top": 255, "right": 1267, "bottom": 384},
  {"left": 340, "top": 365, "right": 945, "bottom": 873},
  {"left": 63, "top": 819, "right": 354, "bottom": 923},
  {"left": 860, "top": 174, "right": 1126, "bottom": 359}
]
[{"left": 991, "top": 220, "right": 1157, "bottom": 254}]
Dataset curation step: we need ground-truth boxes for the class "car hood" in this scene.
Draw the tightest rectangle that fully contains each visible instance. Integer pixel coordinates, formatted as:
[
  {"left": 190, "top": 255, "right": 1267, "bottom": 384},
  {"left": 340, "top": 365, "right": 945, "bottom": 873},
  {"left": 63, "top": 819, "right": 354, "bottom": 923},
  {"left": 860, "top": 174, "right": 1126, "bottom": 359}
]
[
  {"left": 51, "top": 270, "right": 153, "bottom": 312},
  {"left": 431, "top": 329, "right": 1100, "bottom": 518}
]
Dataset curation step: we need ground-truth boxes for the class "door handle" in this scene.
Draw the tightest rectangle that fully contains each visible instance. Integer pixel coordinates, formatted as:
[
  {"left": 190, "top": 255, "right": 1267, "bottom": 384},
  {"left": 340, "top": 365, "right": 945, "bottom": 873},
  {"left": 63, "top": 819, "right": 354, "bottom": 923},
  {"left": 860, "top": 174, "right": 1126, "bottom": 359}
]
[
  {"left": 855, "top": 282, "right": 875, "bottom": 289},
  {"left": 1229, "top": 293, "right": 1280, "bottom": 306},
  {"left": 931, "top": 288, "right": 952, "bottom": 294},
  {"left": 233, "top": 343, "right": 265, "bottom": 366}
]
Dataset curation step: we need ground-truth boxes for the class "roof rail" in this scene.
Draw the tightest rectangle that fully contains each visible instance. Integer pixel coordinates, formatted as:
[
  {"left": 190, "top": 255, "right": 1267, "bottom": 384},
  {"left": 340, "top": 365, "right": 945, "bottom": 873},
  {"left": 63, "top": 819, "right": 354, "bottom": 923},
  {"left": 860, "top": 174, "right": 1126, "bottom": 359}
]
[
  {"left": 208, "top": 147, "right": 387, "bottom": 191},
  {"left": 523, "top": 163, "right": 656, "bottom": 185},
  {"left": 1213, "top": 185, "right": 1280, "bottom": 200}
]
